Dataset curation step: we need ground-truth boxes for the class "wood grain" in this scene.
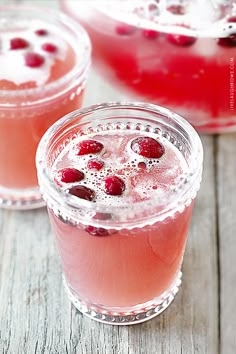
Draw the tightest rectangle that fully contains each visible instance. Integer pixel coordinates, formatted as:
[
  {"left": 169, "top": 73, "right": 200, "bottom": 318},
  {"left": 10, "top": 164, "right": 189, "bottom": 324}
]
[{"left": 217, "top": 134, "right": 236, "bottom": 354}]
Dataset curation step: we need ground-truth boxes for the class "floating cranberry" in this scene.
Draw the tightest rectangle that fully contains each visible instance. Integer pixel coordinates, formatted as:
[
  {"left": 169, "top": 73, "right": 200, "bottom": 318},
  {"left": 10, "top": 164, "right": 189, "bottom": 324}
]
[
  {"left": 24, "top": 52, "right": 45, "bottom": 68},
  {"left": 75, "top": 140, "right": 104, "bottom": 155},
  {"left": 227, "top": 16, "right": 236, "bottom": 23},
  {"left": 104, "top": 176, "right": 125, "bottom": 196},
  {"left": 218, "top": 34, "right": 236, "bottom": 47},
  {"left": 142, "top": 29, "right": 159, "bottom": 39},
  {"left": 42, "top": 43, "right": 58, "bottom": 53},
  {"left": 35, "top": 29, "right": 48, "bottom": 36},
  {"left": 10, "top": 37, "right": 29, "bottom": 50},
  {"left": 131, "top": 137, "right": 164, "bottom": 158},
  {"left": 87, "top": 159, "right": 104, "bottom": 171},
  {"left": 115, "top": 24, "right": 136, "bottom": 35},
  {"left": 167, "top": 32, "right": 197, "bottom": 46},
  {"left": 218, "top": 16, "right": 236, "bottom": 47},
  {"left": 85, "top": 225, "right": 110, "bottom": 237},
  {"left": 55, "top": 168, "right": 84, "bottom": 184},
  {"left": 216, "top": 16, "right": 236, "bottom": 47},
  {"left": 167, "top": 5, "right": 185, "bottom": 15},
  {"left": 68, "top": 185, "right": 95, "bottom": 201}
]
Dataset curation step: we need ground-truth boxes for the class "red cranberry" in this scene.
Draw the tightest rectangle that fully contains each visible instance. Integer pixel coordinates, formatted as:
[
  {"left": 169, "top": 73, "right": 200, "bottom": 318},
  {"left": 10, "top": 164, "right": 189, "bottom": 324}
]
[
  {"left": 167, "top": 5, "right": 185, "bottom": 15},
  {"left": 10, "top": 38, "right": 29, "bottom": 50},
  {"left": 35, "top": 29, "right": 48, "bottom": 36},
  {"left": 218, "top": 35, "right": 236, "bottom": 47},
  {"left": 115, "top": 24, "right": 136, "bottom": 35},
  {"left": 42, "top": 43, "right": 58, "bottom": 53},
  {"left": 167, "top": 32, "right": 197, "bottom": 46},
  {"left": 85, "top": 225, "right": 110, "bottom": 237},
  {"left": 24, "top": 52, "right": 45, "bottom": 68},
  {"left": 104, "top": 176, "right": 125, "bottom": 196},
  {"left": 68, "top": 185, "right": 95, "bottom": 201},
  {"left": 142, "top": 29, "right": 159, "bottom": 39},
  {"left": 75, "top": 140, "right": 104, "bottom": 155},
  {"left": 227, "top": 16, "right": 236, "bottom": 23},
  {"left": 131, "top": 137, "right": 164, "bottom": 158},
  {"left": 87, "top": 159, "right": 104, "bottom": 171},
  {"left": 56, "top": 168, "right": 84, "bottom": 184},
  {"left": 217, "top": 16, "right": 236, "bottom": 47}
]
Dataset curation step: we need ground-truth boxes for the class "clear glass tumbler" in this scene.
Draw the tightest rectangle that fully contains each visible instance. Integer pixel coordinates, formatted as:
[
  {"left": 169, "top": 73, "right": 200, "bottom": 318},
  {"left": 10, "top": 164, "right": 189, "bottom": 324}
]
[
  {"left": 36, "top": 102, "right": 203, "bottom": 325},
  {"left": 0, "top": 5, "right": 91, "bottom": 209}
]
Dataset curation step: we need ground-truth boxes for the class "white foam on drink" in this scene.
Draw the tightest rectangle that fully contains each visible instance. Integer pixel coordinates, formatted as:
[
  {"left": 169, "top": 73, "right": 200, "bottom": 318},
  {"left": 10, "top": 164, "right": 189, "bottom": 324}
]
[
  {"left": 0, "top": 20, "right": 68, "bottom": 86},
  {"left": 52, "top": 129, "right": 189, "bottom": 207},
  {"left": 70, "top": 0, "right": 236, "bottom": 38}
]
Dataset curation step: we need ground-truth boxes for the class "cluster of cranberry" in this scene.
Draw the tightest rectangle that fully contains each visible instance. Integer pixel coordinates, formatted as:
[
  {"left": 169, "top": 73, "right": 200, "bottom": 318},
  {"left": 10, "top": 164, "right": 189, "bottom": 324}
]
[
  {"left": 54, "top": 136, "right": 164, "bottom": 236},
  {"left": 115, "top": 4, "right": 236, "bottom": 47},
  {"left": 55, "top": 136, "right": 164, "bottom": 200},
  {"left": 9, "top": 29, "right": 58, "bottom": 68}
]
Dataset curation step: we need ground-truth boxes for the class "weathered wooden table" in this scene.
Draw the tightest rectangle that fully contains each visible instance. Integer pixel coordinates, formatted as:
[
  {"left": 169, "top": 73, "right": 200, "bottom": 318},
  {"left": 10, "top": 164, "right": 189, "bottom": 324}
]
[{"left": 0, "top": 1, "right": 235, "bottom": 353}]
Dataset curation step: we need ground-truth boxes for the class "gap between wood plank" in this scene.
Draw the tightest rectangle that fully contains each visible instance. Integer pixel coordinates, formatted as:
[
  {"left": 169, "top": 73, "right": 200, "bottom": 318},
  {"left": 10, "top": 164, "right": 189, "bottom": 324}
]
[{"left": 213, "top": 135, "right": 221, "bottom": 354}]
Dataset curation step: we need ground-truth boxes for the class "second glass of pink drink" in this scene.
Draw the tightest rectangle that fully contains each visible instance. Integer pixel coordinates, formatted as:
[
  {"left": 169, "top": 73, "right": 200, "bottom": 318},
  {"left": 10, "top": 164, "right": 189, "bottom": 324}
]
[
  {"left": 36, "top": 102, "right": 203, "bottom": 325},
  {"left": 61, "top": 0, "right": 236, "bottom": 133},
  {"left": 0, "top": 5, "right": 91, "bottom": 209}
]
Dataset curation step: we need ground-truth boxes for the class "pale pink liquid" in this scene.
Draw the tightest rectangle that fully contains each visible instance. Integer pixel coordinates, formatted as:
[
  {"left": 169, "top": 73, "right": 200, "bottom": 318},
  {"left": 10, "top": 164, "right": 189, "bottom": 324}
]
[
  {"left": 49, "top": 129, "right": 194, "bottom": 308},
  {"left": 0, "top": 18, "right": 87, "bottom": 190}
]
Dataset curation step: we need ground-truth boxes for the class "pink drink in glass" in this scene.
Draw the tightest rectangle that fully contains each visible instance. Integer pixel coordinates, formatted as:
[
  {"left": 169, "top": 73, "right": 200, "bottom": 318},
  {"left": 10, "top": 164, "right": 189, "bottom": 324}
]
[
  {"left": 61, "top": 0, "right": 236, "bottom": 133},
  {"left": 0, "top": 5, "right": 91, "bottom": 209},
  {"left": 36, "top": 102, "right": 203, "bottom": 325}
]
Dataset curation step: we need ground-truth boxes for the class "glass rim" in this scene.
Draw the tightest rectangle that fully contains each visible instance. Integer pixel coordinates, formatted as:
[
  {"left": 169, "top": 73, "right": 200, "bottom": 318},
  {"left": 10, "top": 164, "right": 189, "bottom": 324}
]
[
  {"left": 0, "top": 5, "right": 91, "bottom": 101},
  {"left": 36, "top": 101, "right": 203, "bottom": 227}
]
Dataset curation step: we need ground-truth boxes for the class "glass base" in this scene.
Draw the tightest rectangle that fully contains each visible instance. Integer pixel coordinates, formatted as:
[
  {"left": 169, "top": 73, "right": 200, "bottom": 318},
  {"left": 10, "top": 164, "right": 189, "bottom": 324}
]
[
  {"left": 0, "top": 185, "right": 45, "bottom": 210},
  {"left": 63, "top": 272, "right": 182, "bottom": 325}
]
